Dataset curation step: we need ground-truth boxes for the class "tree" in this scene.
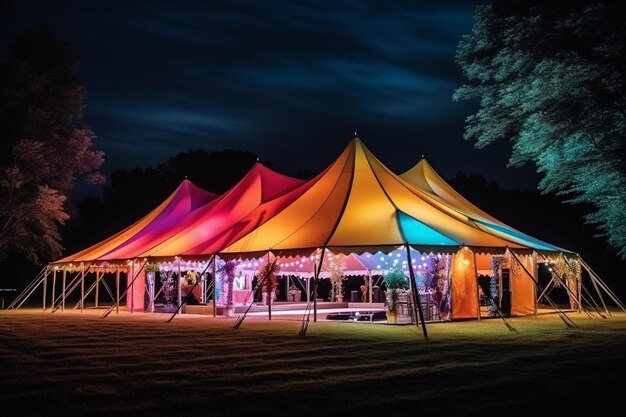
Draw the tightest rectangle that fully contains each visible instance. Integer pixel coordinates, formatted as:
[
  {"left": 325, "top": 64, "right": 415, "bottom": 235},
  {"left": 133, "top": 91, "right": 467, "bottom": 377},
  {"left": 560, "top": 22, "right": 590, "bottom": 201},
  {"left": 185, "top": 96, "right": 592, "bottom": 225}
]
[
  {"left": 454, "top": 1, "right": 626, "bottom": 258},
  {"left": 0, "top": 26, "right": 104, "bottom": 263}
]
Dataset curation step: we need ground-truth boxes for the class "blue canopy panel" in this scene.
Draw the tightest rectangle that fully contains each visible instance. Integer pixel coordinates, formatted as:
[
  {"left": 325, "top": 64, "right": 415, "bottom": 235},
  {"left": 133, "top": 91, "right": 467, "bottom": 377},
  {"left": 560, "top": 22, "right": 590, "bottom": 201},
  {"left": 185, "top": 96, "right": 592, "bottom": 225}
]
[
  {"left": 397, "top": 211, "right": 459, "bottom": 246},
  {"left": 473, "top": 219, "right": 566, "bottom": 252}
]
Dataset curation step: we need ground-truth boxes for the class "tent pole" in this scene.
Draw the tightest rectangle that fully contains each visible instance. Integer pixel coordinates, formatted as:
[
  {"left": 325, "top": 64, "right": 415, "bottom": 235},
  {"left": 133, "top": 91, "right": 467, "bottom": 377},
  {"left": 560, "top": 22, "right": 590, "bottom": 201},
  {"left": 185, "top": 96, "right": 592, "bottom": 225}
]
[
  {"left": 102, "top": 260, "right": 147, "bottom": 318},
  {"left": 580, "top": 260, "right": 610, "bottom": 316},
  {"left": 95, "top": 271, "right": 100, "bottom": 308},
  {"left": 267, "top": 252, "right": 272, "bottom": 321},
  {"left": 212, "top": 256, "right": 217, "bottom": 317},
  {"left": 405, "top": 244, "right": 428, "bottom": 338},
  {"left": 532, "top": 252, "right": 538, "bottom": 315},
  {"left": 549, "top": 268, "right": 595, "bottom": 319},
  {"left": 313, "top": 247, "right": 326, "bottom": 323},
  {"left": 579, "top": 258, "right": 625, "bottom": 311},
  {"left": 509, "top": 250, "right": 575, "bottom": 327},
  {"left": 177, "top": 256, "right": 182, "bottom": 315},
  {"left": 42, "top": 268, "right": 48, "bottom": 312},
  {"left": 306, "top": 276, "right": 310, "bottom": 304},
  {"left": 100, "top": 276, "right": 116, "bottom": 304},
  {"left": 8, "top": 267, "right": 46, "bottom": 310},
  {"left": 80, "top": 265, "right": 85, "bottom": 313},
  {"left": 51, "top": 269, "right": 57, "bottom": 311},
  {"left": 168, "top": 256, "right": 215, "bottom": 322},
  {"left": 557, "top": 255, "right": 603, "bottom": 316},
  {"left": 57, "top": 271, "right": 85, "bottom": 311},
  {"left": 473, "top": 251, "right": 481, "bottom": 320},
  {"left": 62, "top": 269, "right": 67, "bottom": 311},
  {"left": 115, "top": 268, "right": 120, "bottom": 314},
  {"left": 537, "top": 277, "right": 555, "bottom": 304},
  {"left": 368, "top": 270, "right": 373, "bottom": 303}
]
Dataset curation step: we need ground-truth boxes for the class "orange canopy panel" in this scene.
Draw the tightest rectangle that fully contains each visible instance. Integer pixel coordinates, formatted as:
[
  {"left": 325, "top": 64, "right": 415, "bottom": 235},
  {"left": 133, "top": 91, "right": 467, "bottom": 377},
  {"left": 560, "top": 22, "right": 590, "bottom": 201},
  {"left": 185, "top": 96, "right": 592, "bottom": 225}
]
[
  {"left": 219, "top": 138, "right": 531, "bottom": 257},
  {"left": 53, "top": 179, "right": 218, "bottom": 264},
  {"left": 121, "top": 162, "right": 311, "bottom": 259},
  {"left": 400, "top": 159, "right": 567, "bottom": 252}
]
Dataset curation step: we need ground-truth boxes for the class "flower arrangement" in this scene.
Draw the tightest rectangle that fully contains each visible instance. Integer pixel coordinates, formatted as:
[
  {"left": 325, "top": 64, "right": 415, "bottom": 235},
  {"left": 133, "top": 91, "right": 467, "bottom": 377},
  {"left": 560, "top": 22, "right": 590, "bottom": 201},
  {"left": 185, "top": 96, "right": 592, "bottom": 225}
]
[
  {"left": 383, "top": 267, "right": 408, "bottom": 312},
  {"left": 257, "top": 257, "right": 280, "bottom": 300},
  {"left": 181, "top": 270, "right": 202, "bottom": 304},
  {"left": 328, "top": 255, "right": 346, "bottom": 302},
  {"left": 183, "top": 270, "right": 197, "bottom": 285},
  {"left": 160, "top": 270, "right": 176, "bottom": 307},
  {"left": 217, "top": 260, "right": 237, "bottom": 308}
]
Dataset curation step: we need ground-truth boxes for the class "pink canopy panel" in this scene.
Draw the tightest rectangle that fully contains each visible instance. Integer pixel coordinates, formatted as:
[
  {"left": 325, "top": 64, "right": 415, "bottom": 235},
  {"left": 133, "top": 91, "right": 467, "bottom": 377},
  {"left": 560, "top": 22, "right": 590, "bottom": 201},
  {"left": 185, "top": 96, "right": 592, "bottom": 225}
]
[
  {"left": 54, "top": 179, "right": 218, "bottom": 264},
  {"left": 113, "top": 162, "right": 311, "bottom": 260}
]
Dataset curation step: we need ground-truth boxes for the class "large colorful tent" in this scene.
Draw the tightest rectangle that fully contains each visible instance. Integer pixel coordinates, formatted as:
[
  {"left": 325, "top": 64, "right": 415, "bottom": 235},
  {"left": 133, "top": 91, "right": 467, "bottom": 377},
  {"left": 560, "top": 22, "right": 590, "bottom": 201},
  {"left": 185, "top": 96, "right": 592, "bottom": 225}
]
[{"left": 20, "top": 137, "right": 617, "bottom": 322}]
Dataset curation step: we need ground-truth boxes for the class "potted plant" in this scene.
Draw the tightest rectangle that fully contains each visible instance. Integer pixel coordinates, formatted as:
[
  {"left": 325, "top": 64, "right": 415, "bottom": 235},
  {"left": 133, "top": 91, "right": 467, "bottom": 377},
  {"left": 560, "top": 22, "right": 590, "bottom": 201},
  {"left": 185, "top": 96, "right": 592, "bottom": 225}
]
[{"left": 383, "top": 267, "right": 408, "bottom": 324}]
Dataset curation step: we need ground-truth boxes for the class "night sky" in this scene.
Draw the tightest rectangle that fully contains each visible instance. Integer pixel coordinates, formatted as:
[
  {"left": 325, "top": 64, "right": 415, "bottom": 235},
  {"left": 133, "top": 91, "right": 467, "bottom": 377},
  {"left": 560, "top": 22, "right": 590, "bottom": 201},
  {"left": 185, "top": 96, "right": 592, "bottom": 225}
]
[{"left": 1, "top": 0, "right": 541, "bottom": 190}]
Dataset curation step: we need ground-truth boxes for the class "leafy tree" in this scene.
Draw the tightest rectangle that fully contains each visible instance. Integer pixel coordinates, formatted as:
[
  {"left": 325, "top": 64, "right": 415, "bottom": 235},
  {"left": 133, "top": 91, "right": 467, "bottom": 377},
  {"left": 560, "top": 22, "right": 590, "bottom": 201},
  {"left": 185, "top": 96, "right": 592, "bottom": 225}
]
[
  {"left": 454, "top": 1, "right": 626, "bottom": 258},
  {"left": 0, "top": 26, "right": 104, "bottom": 263}
]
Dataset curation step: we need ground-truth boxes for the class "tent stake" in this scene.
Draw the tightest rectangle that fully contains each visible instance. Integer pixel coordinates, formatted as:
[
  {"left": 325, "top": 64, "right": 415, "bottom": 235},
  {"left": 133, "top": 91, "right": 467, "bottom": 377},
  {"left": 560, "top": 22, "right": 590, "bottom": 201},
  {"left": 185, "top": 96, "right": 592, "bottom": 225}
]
[{"left": 405, "top": 245, "right": 428, "bottom": 338}]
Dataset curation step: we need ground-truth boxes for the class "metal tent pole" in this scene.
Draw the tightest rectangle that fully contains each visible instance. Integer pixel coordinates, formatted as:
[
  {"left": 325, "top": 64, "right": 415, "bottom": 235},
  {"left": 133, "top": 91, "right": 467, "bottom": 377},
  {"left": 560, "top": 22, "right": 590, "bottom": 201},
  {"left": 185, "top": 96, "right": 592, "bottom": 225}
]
[
  {"left": 267, "top": 252, "right": 272, "bottom": 321},
  {"left": 313, "top": 248, "right": 326, "bottom": 323},
  {"left": 473, "top": 250, "right": 481, "bottom": 320},
  {"left": 42, "top": 268, "right": 49, "bottom": 312},
  {"left": 177, "top": 257, "right": 182, "bottom": 315},
  {"left": 509, "top": 250, "right": 574, "bottom": 327},
  {"left": 95, "top": 271, "right": 100, "bottom": 308},
  {"left": 115, "top": 267, "right": 120, "bottom": 314},
  {"left": 212, "top": 257, "right": 217, "bottom": 317},
  {"left": 62, "top": 269, "right": 67, "bottom": 311},
  {"left": 80, "top": 265, "right": 85, "bottom": 313},
  {"left": 51, "top": 269, "right": 57, "bottom": 311},
  {"left": 405, "top": 244, "right": 428, "bottom": 338}
]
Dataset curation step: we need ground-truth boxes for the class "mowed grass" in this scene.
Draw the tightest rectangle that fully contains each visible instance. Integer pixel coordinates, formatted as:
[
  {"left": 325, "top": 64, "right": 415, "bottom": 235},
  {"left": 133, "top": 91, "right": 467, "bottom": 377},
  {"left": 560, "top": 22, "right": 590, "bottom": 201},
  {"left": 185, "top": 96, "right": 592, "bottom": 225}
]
[{"left": 1, "top": 309, "right": 625, "bottom": 417}]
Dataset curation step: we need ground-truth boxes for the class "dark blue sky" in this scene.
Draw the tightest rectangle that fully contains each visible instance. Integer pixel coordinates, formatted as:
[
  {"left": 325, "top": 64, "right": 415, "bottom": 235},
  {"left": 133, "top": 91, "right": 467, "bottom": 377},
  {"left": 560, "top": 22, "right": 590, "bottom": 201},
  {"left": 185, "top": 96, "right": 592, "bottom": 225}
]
[{"left": 1, "top": 0, "right": 541, "bottom": 190}]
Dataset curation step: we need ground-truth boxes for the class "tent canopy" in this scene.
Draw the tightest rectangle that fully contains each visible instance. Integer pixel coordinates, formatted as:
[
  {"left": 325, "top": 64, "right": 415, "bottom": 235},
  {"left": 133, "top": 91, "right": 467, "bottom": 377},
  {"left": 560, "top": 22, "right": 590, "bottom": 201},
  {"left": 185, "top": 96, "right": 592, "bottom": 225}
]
[
  {"left": 400, "top": 158, "right": 568, "bottom": 253},
  {"left": 52, "top": 138, "right": 570, "bottom": 266},
  {"left": 218, "top": 138, "right": 547, "bottom": 257},
  {"left": 53, "top": 179, "right": 217, "bottom": 264}
]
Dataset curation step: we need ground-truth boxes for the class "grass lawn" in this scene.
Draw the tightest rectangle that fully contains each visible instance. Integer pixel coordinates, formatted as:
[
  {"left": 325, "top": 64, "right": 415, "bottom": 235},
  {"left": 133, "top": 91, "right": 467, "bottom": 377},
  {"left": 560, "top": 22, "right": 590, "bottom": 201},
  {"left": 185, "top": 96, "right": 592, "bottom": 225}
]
[{"left": 1, "top": 309, "right": 625, "bottom": 417}]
